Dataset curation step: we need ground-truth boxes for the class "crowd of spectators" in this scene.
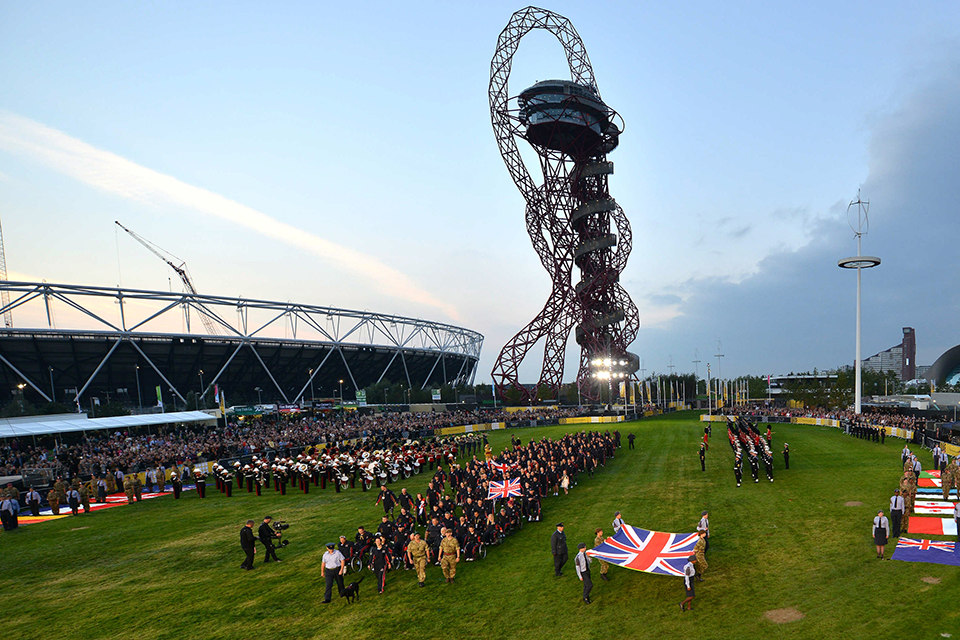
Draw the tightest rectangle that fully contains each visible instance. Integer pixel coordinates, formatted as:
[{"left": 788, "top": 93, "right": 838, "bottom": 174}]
[
  {"left": 0, "top": 406, "right": 593, "bottom": 479},
  {"left": 720, "top": 404, "right": 924, "bottom": 431}
]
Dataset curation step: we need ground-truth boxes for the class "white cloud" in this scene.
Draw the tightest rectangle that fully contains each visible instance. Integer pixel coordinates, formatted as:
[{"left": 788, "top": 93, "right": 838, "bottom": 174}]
[{"left": 0, "top": 111, "right": 461, "bottom": 321}]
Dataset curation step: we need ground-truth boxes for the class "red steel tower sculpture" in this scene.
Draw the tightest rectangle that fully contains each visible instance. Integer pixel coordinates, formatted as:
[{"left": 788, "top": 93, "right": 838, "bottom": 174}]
[{"left": 490, "top": 6, "right": 639, "bottom": 402}]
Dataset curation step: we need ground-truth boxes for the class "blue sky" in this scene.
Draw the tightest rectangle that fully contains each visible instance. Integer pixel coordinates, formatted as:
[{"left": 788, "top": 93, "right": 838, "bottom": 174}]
[{"left": 2, "top": 1, "right": 960, "bottom": 382}]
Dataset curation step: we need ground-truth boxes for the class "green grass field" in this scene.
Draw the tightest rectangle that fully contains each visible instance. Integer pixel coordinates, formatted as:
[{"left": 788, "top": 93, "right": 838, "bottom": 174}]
[{"left": 1, "top": 411, "right": 956, "bottom": 640}]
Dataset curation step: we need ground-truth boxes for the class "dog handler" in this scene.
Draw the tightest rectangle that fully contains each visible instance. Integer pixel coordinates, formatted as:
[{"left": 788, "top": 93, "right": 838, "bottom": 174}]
[{"left": 321, "top": 542, "right": 347, "bottom": 603}]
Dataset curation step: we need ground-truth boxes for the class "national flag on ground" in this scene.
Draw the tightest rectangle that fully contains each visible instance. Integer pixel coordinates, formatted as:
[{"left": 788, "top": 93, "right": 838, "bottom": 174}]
[
  {"left": 586, "top": 524, "right": 698, "bottom": 577},
  {"left": 913, "top": 500, "right": 957, "bottom": 516},
  {"left": 907, "top": 517, "right": 958, "bottom": 536},
  {"left": 27, "top": 490, "right": 175, "bottom": 523},
  {"left": 917, "top": 486, "right": 957, "bottom": 496},
  {"left": 487, "top": 478, "right": 522, "bottom": 500},
  {"left": 920, "top": 469, "right": 941, "bottom": 479},
  {"left": 891, "top": 538, "right": 960, "bottom": 566},
  {"left": 917, "top": 478, "right": 941, "bottom": 488}
]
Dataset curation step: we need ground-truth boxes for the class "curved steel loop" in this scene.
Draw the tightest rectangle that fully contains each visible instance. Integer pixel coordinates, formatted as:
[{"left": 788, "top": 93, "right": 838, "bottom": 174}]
[{"left": 489, "top": 6, "right": 597, "bottom": 202}]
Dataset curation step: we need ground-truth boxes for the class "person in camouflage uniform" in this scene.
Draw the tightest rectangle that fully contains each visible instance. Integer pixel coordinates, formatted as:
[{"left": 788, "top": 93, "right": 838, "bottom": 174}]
[
  {"left": 942, "top": 459, "right": 956, "bottom": 501},
  {"left": 594, "top": 528, "right": 610, "bottom": 581},
  {"left": 79, "top": 484, "right": 91, "bottom": 514},
  {"left": 50, "top": 478, "right": 66, "bottom": 516},
  {"left": 123, "top": 476, "right": 135, "bottom": 504},
  {"left": 900, "top": 470, "right": 916, "bottom": 534},
  {"left": 438, "top": 528, "right": 460, "bottom": 584},
  {"left": 943, "top": 458, "right": 959, "bottom": 501},
  {"left": 133, "top": 475, "right": 143, "bottom": 502},
  {"left": 406, "top": 531, "right": 431, "bottom": 587},
  {"left": 694, "top": 531, "right": 708, "bottom": 580}
]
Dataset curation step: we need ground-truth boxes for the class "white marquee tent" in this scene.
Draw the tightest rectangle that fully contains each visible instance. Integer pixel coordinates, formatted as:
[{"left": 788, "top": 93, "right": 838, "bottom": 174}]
[{"left": 0, "top": 411, "right": 217, "bottom": 439}]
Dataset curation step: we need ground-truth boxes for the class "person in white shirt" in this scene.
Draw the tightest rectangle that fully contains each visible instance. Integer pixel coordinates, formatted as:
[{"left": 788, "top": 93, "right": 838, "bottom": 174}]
[
  {"left": 889, "top": 490, "right": 904, "bottom": 538},
  {"left": 574, "top": 543, "right": 593, "bottom": 604},
  {"left": 954, "top": 502, "right": 960, "bottom": 554},
  {"left": 697, "top": 511, "right": 710, "bottom": 551},
  {"left": 873, "top": 510, "right": 889, "bottom": 560},
  {"left": 321, "top": 542, "right": 347, "bottom": 603},
  {"left": 25, "top": 487, "right": 42, "bottom": 517},
  {"left": 680, "top": 556, "right": 696, "bottom": 611},
  {"left": 612, "top": 511, "right": 624, "bottom": 534}
]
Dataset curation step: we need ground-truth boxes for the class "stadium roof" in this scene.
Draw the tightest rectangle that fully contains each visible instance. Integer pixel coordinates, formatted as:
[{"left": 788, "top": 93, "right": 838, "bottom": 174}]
[{"left": 0, "top": 410, "right": 216, "bottom": 439}]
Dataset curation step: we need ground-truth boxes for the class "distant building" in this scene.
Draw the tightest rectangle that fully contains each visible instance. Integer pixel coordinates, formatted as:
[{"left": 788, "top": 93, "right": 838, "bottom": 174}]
[
  {"left": 862, "top": 327, "right": 916, "bottom": 381},
  {"left": 767, "top": 373, "right": 838, "bottom": 396}
]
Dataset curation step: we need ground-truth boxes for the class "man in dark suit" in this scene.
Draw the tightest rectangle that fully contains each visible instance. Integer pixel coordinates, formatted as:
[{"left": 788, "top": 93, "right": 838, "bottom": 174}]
[
  {"left": 240, "top": 520, "right": 257, "bottom": 570},
  {"left": 551, "top": 523, "right": 568, "bottom": 576},
  {"left": 258, "top": 516, "right": 281, "bottom": 563}
]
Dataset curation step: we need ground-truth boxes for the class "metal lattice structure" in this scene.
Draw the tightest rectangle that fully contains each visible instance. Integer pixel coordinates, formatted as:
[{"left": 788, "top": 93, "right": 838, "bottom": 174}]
[
  {"left": 0, "top": 281, "right": 482, "bottom": 407},
  {"left": 489, "top": 7, "right": 639, "bottom": 402}
]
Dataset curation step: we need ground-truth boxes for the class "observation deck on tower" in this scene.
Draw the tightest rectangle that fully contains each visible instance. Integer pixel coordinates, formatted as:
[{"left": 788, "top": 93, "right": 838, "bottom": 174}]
[{"left": 518, "top": 80, "right": 620, "bottom": 156}]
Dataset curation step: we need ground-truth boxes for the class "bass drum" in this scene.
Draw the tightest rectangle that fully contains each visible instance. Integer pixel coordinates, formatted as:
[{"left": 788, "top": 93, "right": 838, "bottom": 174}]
[
  {"left": 413, "top": 462, "right": 422, "bottom": 475},
  {"left": 403, "top": 466, "right": 411, "bottom": 479},
  {"left": 363, "top": 477, "right": 373, "bottom": 491}
]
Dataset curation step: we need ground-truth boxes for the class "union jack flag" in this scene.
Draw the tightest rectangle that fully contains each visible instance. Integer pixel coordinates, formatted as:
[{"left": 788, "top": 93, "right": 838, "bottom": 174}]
[
  {"left": 487, "top": 460, "right": 516, "bottom": 473},
  {"left": 487, "top": 477, "right": 522, "bottom": 500},
  {"left": 897, "top": 538, "right": 954, "bottom": 552},
  {"left": 586, "top": 524, "right": 698, "bottom": 576}
]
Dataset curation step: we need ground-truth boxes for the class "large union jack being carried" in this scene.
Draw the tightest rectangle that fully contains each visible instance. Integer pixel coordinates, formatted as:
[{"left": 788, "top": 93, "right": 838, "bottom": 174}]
[
  {"left": 487, "top": 478, "right": 522, "bottom": 500},
  {"left": 586, "top": 524, "right": 698, "bottom": 576}
]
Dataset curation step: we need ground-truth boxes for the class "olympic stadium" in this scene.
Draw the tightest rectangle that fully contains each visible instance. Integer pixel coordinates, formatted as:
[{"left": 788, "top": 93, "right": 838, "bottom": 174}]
[{"left": 0, "top": 281, "right": 483, "bottom": 411}]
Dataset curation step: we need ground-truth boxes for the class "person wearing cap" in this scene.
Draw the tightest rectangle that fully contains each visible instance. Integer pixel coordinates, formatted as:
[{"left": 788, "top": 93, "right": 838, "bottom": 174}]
[
  {"left": 321, "top": 542, "right": 347, "bottom": 603},
  {"left": 439, "top": 527, "right": 460, "bottom": 584},
  {"left": 873, "top": 510, "right": 889, "bottom": 559},
  {"left": 679, "top": 555, "right": 696, "bottom": 611},
  {"left": 259, "top": 516, "right": 281, "bottom": 563},
  {"left": 693, "top": 531, "right": 707, "bottom": 581},
  {"left": 782, "top": 443, "right": 789, "bottom": 470},
  {"left": 889, "top": 489, "right": 904, "bottom": 538},
  {"left": 407, "top": 531, "right": 431, "bottom": 587},
  {"left": 593, "top": 528, "right": 609, "bottom": 581},
  {"left": 240, "top": 520, "right": 256, "bottom": 570},
  {"left": 574, "top": 542, "right": 593, "bottom": 603},
  {"left": 612, "top": 512, "right": 624, "bottom": 535},
  {"left": 551, "top": 523, "right": 568, "bottom": 577},
  {"left": 697, "top": 511, "right": 709, "bottom": 551}
]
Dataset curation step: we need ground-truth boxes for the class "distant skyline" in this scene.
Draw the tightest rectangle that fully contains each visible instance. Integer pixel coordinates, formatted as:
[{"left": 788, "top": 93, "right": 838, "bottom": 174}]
[{"left": 2, "top": 1, "right": 960, "bottom": 383}]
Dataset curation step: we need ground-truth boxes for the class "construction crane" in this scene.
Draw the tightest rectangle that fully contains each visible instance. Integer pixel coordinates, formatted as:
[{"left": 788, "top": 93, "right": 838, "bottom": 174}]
[
  {"left": 115, "top": 221, "right": 220, "bottom": 335},
  {"left": 0, "top": 213, "right": 12, "bottom": 328}
]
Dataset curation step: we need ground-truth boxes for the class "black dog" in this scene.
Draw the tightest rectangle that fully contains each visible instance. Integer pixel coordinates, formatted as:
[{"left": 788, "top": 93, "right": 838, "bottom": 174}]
[{"left": 340, "top": 577, "right": 363, "bottom": 603}]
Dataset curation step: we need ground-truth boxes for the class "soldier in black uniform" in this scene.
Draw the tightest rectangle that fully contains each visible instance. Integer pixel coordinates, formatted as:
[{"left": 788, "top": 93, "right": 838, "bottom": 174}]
[
  {"left": 551, "top": 523, "right": 568, "bottom": 577},
  {"left": 240, "top": 520, "right": 256, "bottom": 570},
  {"left": 734, "top": 455, "right": 743, "bottom": 487},
  {"left": 782, "top": 443, "right": 790, "bottom": 469},
  {"left": 376, "top": 486, "right": 398, "bottom": 519},
  {"left": 699, "top": 444, "right": 706, "bottom": 472},
  {"left": 258, "top": 516, "right": 282, "bottom": 563}
]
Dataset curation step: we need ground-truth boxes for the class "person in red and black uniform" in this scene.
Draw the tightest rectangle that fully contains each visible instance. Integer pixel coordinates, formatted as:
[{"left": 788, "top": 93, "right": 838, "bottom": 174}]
[{"left": 371, "top": 535, "right": 391, "bottom": 593}]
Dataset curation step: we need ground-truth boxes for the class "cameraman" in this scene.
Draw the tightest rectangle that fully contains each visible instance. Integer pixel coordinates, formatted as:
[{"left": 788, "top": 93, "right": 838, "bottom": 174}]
[{"left": 259, "top": 516, "right": 282, "bottom": 563}]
